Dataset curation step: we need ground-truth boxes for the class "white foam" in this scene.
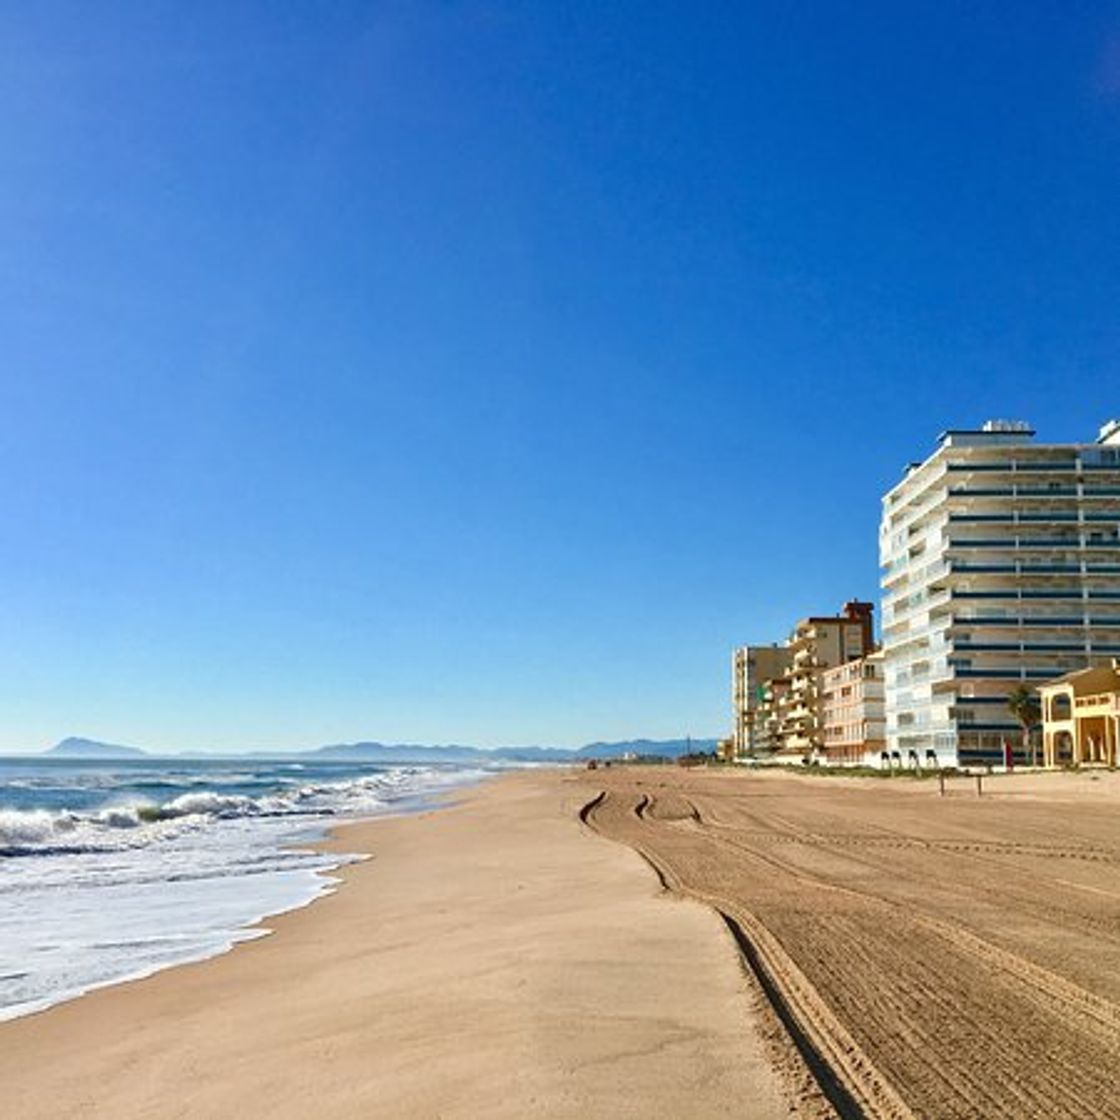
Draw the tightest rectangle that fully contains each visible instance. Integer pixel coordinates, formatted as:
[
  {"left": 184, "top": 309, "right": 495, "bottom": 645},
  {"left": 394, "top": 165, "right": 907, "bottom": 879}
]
[
  {"left": 0, "top": 764, "right": 488, "bottom": 1020},
  {"left": 0, "top": 809, "right": 78, "bottom": 847}
]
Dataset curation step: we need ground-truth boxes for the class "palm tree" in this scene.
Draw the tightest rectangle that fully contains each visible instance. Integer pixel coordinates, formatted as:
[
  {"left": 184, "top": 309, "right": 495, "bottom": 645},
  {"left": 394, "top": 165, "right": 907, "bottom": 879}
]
[{"left": 1006, "top": 685, "right": 1042, "bottom": 767}]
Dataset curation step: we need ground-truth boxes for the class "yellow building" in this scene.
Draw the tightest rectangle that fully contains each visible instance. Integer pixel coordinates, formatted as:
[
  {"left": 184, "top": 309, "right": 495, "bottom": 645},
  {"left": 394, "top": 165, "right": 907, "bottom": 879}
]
[
  {"left": 731, "top": 645, "right": 793, "bottom": 757},
  {"left": 730, "top": 602, "right": 876, "bottom": 764},
  {"left": 1039, "top": 661, "right": 1120, "bottom": 768},
  {"left": 776, "top": 601, "right": 875, "bottom": 759}
]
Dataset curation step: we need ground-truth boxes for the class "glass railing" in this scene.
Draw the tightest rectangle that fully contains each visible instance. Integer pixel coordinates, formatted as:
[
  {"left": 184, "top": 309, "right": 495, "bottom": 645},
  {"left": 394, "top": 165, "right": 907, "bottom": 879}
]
[
  {"left": 948, "top": 562, "right": 1119, "bottom": 573},
  {"left": 963, "top": 535, "right": 1118, "bottom": 546},
  {"left": 949, "top": 513, "right": 1080, "bottom": 523},
  {"left": 947, "top": 538, "right": 1086, "bottom": 548},
  {"left": 951, "top": 615, "right": 1086, "bottom": 626},
  {"left": 950, "top": 564, "right": 1027, "bottom": 572},
  {"left": 947, "top": 487, "right": 1079, "bottom": 498},
  {"left": 952, "top": 589, "right": 1080, "bottom": 600},
  {"left": 953, "top": 667, "right": 1060, "bottom": 679},
  {"left": 946, "top": 461, "right": 1079, "bottom": 473},
  {"left": 953, "top": 641, "right": 1090, "bottom": 653}
]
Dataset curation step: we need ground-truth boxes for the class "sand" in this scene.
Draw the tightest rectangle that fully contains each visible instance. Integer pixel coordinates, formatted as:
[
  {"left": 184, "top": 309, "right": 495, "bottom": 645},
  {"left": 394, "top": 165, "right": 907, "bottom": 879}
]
[
  {"left": 0, "top": 770, "right": 789, "bottom": 1120},
  {"left": 7, "top": 765, "right": 1118, "bottom": 1120},
  {"left": 581, "top": 765, "right": 1120, "bottom": 1120}
]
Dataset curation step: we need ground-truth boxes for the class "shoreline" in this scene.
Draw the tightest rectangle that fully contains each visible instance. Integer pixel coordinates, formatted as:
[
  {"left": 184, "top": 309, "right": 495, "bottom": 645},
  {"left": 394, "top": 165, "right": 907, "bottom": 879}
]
[
  {"left": 0, "top": 766, "right": 492, "bottom": 1026},
  {"left": 0, "top": 768, "right": 790, "bottom": 1119}
]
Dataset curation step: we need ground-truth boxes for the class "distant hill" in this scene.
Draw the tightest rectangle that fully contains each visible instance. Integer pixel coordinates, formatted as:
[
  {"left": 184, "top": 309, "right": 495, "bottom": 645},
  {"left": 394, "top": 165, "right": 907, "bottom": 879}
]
[
  {"left": 577, "top": 738, "right": 717, "bottom": 760},
  {"left": 46, "top": 737, "right": 147, "bottom": 759},
  {"left": 40, "top": 736, "right": 714, "bottom": 763},
  {"left": 315, "top": 742, "right": 488, "bottom": 763},
  {"left": 312, "top": 739, "right": 715, "bottom": 764},
  {"left": 313, "top": 742, "right": 575, "bottom": 764}
]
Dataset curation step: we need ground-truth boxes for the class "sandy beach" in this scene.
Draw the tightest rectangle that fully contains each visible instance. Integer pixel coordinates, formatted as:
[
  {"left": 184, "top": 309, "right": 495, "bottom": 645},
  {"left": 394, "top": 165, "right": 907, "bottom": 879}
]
[
  {"left": 4, "top": 765, "right": 1119, "bottom": 1120},
  {"left": 0, "top": 770, "right": 789, "bottom": 1120},
  {"left": 582, "top": 765, "right": 1120, "bottom": 1120}
]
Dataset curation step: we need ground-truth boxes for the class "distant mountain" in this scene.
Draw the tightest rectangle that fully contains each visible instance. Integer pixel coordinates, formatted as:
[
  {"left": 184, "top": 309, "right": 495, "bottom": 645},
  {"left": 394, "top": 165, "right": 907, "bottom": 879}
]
[
  {"left": 37, "top": 736, "right": 714, "bottom": 763},
  {"left": 312, "top": 739, "right": 715, "bottom": 764},
  {"left": 46, "top": 737, "right": 147, "bottom": 759},
  {"left": 312, "top": 742, "right": 469, "bottom": 762},
  {"left": 312, "top": 742, "right": 573, "bottom": 764},
  {"left": 577, "top": 738, "right": 717, "bottom": 760}
]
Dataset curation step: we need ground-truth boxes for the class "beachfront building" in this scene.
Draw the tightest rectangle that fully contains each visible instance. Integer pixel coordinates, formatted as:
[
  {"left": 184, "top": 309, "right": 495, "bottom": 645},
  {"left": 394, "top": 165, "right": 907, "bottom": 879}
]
[
  {"left": 880, "top": 419, "right": 1120, "bottom": 769},
  {"left": 777, "top": 602, "right": 875, "bottom": 759},
  {"left": 733, "top": 601, "right": 876, "bottom": 763},
  {"left": 753, "top": 675, "right": 791, "bottom": 756},
  {"left": 1039, "top": 661, "right": 1120, "bottom": 768},
  {"left": 731, "top": 644, "right": 793, "bottom": 757},
  {"left": 820, "top": 651, "right": 886, "bottom": 766}
]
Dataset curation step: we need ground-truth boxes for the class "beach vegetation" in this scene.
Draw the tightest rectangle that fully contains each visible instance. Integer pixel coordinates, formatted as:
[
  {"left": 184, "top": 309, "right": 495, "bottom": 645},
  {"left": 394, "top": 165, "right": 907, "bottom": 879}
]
[{"left": 1006, "top": 686, "right": 1042, "bottom": 767}]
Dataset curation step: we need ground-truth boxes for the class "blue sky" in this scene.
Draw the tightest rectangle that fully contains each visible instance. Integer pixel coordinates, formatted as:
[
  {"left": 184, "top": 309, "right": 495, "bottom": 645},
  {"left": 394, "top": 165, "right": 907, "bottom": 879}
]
[{"left": 1, "top": 3, "right": 1118, "bottom": 751}]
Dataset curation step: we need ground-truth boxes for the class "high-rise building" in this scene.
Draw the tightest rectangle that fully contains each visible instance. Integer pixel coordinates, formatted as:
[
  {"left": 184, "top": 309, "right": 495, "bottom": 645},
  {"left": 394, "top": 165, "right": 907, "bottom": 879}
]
[
  {"left": 776, "top": 602, "right": 874, "bottom": 758},
  {"left": 731, "top": 645, "right": 792, "bottom": 757},
  {"left": 880, "top": 419, "right": 1120, "bottom": 768},
  {"left": 731, "top": 602, "right": 874, "bottom": 762}
]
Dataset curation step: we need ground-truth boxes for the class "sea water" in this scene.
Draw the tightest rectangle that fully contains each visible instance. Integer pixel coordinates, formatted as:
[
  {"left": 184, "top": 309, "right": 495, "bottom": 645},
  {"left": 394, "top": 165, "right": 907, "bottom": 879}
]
[{"left": 0, "top": 756, "right": 486, "bottom": 1021}]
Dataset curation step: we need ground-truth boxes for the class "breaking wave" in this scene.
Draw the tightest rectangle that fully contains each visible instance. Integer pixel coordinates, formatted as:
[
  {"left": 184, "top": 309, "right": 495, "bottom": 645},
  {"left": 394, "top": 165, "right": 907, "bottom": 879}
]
[
  {"left": 0, "top": 767, "right": 470, "bottom": 856},
  {"left": 0, "top": 758, "right": 490, "bottom": 1021}
]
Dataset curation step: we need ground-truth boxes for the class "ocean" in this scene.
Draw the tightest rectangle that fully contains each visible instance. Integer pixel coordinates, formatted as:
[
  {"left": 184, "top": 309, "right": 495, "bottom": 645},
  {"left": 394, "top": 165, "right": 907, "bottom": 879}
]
[{"left": 0, "top": 755, "right": 488, "bottom": 1021}]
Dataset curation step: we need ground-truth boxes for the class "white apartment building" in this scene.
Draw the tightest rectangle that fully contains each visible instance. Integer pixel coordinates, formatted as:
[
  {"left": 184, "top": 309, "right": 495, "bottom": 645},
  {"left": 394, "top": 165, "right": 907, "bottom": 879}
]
[{"left": 880, "top": 419, "right": 1120, "bottom": 769}]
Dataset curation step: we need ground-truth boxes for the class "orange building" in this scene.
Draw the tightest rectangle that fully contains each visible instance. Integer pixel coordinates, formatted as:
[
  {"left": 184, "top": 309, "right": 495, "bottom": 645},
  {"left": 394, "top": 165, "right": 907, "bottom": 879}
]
[{"left": 820, "top": 651, "right": 886, "bottom": 766}]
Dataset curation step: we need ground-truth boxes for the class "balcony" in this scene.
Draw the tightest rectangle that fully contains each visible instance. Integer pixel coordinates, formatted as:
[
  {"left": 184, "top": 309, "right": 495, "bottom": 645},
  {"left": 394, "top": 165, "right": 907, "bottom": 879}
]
[
  {"left": 947, "top": 538, "right": 1092, "bottom": 549},
  {"left": 953, "top": 667, "right": 1063, "bottom": 679},
  {"left": 950, "top": 513, "right": 1077, "bottom": 524},
  {"left": 953, "top": 641, "right": 1098, "bottom": 653},
  {"left": 945, "top": 461, "right": 1080, "bottom": 474},
  {"left": 951, "top": 563, "right": 1079, "bottom": 573},
  {"left": 948, "top": 486, "right": 1081, "bottom": 498},
  {"left": 949, "top": 512, "right": 1082, "bottom": 524},
  {"left": 950, "top": 615, "right": 1082, "bottom": 627},
  {"left": 949, "top": 562, "right": 1120, "bottom": 574}
]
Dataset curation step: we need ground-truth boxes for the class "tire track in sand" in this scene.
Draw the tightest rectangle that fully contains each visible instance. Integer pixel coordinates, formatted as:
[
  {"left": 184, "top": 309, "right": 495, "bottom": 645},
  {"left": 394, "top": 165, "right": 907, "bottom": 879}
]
[
  {"left": 581, "top": 790, "right": 912, "bottom": 1120},
  {"left": 579, "top": 777, "right": 1120, "bottom": 1120}
]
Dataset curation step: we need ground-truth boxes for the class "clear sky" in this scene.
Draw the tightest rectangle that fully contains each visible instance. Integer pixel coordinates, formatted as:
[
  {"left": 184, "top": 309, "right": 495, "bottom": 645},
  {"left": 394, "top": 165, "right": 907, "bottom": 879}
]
[{"left": 1, "top": 3, "right": 1118, "bottom": 751}]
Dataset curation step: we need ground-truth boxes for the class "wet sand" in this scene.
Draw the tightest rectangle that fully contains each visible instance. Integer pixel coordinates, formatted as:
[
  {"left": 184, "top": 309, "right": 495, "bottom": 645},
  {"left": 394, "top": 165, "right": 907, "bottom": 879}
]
[{"left": 0, "top": 771, "right": 789, "bottom": 1119}]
